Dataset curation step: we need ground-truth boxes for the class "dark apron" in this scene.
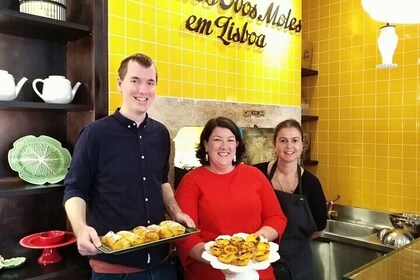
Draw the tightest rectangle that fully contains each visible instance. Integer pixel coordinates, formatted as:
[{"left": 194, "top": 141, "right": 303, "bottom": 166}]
[{"left": 268, "top": 161, "right": 317, "bottom": 280}]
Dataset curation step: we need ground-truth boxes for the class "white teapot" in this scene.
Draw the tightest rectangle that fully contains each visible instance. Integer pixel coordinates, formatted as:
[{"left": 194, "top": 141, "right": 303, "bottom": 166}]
[
  {"left": 0, "top": 70, "right": 28, "bottom": 101},
  {"left": 32, "top": 75, "right": 81, "bottom": 104}
]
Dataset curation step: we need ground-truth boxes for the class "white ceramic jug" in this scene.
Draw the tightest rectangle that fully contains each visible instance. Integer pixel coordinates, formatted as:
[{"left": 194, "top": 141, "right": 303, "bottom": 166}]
[
  {"left": 32, "top": 75, "right": 81, "bottom": 104},
  {"left": 0, "top": 70, "right": 28, "bottom": 101}
]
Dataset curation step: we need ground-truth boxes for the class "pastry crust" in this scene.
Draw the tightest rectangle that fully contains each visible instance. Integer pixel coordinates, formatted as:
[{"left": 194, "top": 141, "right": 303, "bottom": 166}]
[
  {"left": 246, "top": 233, "right": 260, "bottom": 244},
  {"left": 210, "top": 244, "right": 223, "bottom": 256},
  {"left": 218, "top": 252, "right": 235, "bottom": 264},
  {"left": 209, "top": 233, "right": 271, "bottom": 265},
  {"left": 144, "top": 230, "right": 160, "bottom": 243},
  {"left": 158, "top": 226, "right": 173, "bottom": 239},
  {"left": 132, "top": 226, "right": 147, "bottom": 238},
  {"left": 116, "top": 230, "right": 144, "bottom": 246},
  {"left": 253, "top": 250, "right": 270, "bottom": 262},
  {"left": 256, "top": 242, "right": 270, "bottom": 252},
  {"left": 101, "top": 231, "right": 131, "bottom": 250},
  {"left": 215, "top": 238, "right": 230, "bottom": 248},
  {"left": 232, "top": 255, "right": 251, "bottom": 266}
]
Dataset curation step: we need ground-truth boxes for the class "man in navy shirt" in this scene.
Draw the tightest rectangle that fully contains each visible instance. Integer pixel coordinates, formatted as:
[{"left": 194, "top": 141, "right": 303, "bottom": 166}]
[{"left": 64, "top": 53, "right": 194, "bottom": 280}]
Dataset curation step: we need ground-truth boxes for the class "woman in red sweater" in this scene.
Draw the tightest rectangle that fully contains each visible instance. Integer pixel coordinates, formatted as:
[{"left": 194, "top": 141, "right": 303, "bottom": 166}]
[{"left": 175, "top": 117, "right": 287, "bottom": 280}]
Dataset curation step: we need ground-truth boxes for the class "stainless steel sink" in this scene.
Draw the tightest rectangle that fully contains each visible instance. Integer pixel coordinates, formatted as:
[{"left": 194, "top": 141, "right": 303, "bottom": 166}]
[{"left": 326, "top": 219, "right": 378, "bottom": 237}]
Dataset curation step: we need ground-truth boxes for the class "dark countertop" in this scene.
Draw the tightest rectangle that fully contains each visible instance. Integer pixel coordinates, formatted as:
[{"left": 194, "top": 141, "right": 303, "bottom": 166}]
[
  {"left": 343, "top": 237, "right": 420, "bottom": 279},
  {"left": 0, "top": 245, "right": 90, "bottom": 280}
]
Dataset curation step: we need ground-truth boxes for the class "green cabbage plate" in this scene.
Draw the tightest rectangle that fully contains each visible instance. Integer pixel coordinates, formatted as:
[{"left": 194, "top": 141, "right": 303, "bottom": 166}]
[{"left": 8, "top": 135, "right": 71, "bottom": 185}]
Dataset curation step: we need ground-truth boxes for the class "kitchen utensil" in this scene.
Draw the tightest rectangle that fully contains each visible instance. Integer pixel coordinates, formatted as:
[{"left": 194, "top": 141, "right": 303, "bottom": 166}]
[
  {"left": 377, "top": 227, "right": 392, "bottom": 242},
  {"left": 381, "top": 228, "right": 414, "bottom": 248},
  {"left": 0, "top": 70, "right": 28, "bottom": 101},
  {"left": 32, "top": 75, "right": 81, "bottom": 104},
  {"left": 389, "top": 213, "right": 420, "bottom": 238}
]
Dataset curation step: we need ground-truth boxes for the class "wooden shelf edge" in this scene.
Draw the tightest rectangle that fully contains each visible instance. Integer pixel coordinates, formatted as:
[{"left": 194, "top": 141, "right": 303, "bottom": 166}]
[
  {"left": 301, "top": 67, "right": 318, "bottom": 77},
  {"left": 0, "top": 101, "right": 93, "bottom": 110},
  {"left": 0, "top": 178, "right": 65, "bottom": 197},
  {"left": 302, "top": 115, "right": 319, "bottom": 121},
  {"left": 0, "top": 8, "right": 90, "bottom": 42}
]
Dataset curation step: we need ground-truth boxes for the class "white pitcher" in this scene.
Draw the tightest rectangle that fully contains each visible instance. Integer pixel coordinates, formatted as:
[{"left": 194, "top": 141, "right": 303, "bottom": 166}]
[
  {"left": 0, "top": 70, "right": 28, "bottom": 101},
  {"left": 32, "top": 75, "right": 81, "bottom": 104}
]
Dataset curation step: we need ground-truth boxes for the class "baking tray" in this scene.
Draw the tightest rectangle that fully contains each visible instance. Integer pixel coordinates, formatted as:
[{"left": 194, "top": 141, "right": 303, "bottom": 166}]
[{"left": 97, "top": 227, "right": 200, "bottom": 255}]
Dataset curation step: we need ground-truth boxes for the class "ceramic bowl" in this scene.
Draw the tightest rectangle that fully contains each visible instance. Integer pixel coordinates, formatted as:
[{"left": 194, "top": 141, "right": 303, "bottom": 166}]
[{"left": 38, "top": 230, "right": 66, "bottom": 246}]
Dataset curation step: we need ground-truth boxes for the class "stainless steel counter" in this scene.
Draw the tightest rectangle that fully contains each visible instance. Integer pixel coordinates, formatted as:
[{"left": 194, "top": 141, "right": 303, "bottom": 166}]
[
  {"left": 312, "top": 204, "right": 398, "bottom": 280},
  {"left": 343, "top": 237, "right": 420, "bottom": 279}
]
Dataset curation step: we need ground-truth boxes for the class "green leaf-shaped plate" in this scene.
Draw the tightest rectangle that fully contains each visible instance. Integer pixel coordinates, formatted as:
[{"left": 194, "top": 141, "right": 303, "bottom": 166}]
[{"left": 8, "top": 135, "right": 71, "bottom": 185}]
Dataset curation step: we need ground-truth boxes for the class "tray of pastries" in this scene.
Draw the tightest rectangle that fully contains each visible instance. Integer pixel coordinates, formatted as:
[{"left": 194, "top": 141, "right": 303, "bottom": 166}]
[
  {"left": 202, "top": 232, "right": 280, "bottom": 273},
  {"left": 98, "top": 220, "right": 200, "bottom": 255}
]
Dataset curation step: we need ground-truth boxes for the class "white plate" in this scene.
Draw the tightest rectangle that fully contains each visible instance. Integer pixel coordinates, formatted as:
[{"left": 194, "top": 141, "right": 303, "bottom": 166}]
[{"left": 202, "top": 233, "right": 280, "bottom": 274}]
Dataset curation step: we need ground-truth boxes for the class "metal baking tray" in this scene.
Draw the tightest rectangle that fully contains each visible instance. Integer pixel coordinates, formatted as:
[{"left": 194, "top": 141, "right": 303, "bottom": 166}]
[{"left": 97, "top": 227, "right": 200, "bottom": 255}]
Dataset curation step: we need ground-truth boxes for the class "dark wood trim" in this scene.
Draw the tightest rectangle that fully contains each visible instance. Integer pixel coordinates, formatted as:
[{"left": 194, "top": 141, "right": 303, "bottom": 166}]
[
  {"left": 0, "top": 9, "right": 90, "bottom": 42},
  {"left": 303, "top": 159, "right": 319, "bottom": 166},
  {"left": 301, "top": 67, "right": 318, "bottom": 77},
  {"left": 302, "top": 115, "right": 319, "bottom": 121}
]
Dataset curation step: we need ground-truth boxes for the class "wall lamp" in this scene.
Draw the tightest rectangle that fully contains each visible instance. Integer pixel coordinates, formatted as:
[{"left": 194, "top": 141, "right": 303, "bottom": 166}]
[
  {"left": 362, "top": 0, "right": 420, "bottom": 69},
  {"left": 377, "top": 23, "right": 398, "bottom": 69}
]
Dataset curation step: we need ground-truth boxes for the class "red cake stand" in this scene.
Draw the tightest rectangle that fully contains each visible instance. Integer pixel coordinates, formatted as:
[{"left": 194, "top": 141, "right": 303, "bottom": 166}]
[{"left": 20, "top": 231, "right": 77, "bottom": 265}]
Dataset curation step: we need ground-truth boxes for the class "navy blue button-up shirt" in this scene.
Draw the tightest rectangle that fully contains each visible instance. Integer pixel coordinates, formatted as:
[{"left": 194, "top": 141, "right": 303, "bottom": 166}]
[{"left": 64, "top": 109, "right": 171, "bottom": 268}]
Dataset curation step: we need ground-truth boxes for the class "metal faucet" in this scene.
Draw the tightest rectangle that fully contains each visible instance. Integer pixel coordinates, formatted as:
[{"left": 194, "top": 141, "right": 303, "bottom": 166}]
[{"left": 327, "top": 194, "right": 341, "bottom": 220}]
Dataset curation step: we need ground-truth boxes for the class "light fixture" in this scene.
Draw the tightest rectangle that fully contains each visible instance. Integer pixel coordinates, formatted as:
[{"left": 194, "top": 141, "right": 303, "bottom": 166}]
[
  {"left": 377, "top": 23, "right": 398, "bottom": 69},
  {"left": 362, "top": 0, "right": 420, "bottom": 24}
]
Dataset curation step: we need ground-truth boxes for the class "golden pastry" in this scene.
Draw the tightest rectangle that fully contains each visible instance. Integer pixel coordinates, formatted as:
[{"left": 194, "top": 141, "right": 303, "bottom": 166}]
[
  {"left": 256, "top": 242, "right": 270, "bottom": 252},
  {"left": 240, "top": 241, "right": 256, "bottom": 252},
  {"left": 253, "top": 250, "right": 270, "bottom": 262},
  {"left": 116, "top": 230, "right": 144, "bottom": 246},
  {"left": 215, "top": 238, "right": 230, "bottom": 248},
  {"left": 210, "top": 244, "right": 223, "bottom": 256},
  {"left": 147, "top": 224, "right": 161, "bottom": 233},
  {"left": 158, "top": 226, "right": 173, "bottom": 239},
  {"left": 169, "top": 221, "right": 186, "bottom": 236},
  {"left": 133, "top": 226, "right": 147, "bottom": 238},
  {"left": 230, "top": 236, "right": 244, "bottom": 245},
  {"left": 144, "top": 230, "right": 160, "bottom": 243},
  {"left": 101, "top": 231, "right": 131, "bottom": 250},
  {"left": 159, "top": 220, "right": 185, "bottom": 235},
  {"left": 218, "top": 252, "right": 235, "bottom": 264},
  {"left": 223, "top": 244, "right": 239, "bottom": 255},
  {"left": 232, "top": 255, "right": 251, "bottom": 266},
  {"left": 246, "top": 233, "right": 260, "bottom": 244},
  {"left": 159, "top": 220, "right": 176, "bottom": 227}
]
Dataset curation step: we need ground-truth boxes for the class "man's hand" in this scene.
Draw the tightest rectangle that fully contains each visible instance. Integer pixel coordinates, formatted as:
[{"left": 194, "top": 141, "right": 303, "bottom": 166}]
[
  {"left": 75, "top": 225, "right": 102, "bottom": 256},
  {"left": 173, "top": 211, "right": 195, "bottom": 228}
]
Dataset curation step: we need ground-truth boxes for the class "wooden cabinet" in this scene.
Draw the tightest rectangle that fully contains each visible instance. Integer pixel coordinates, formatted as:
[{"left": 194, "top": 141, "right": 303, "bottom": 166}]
[
  {"left": 0, "top": 1, "right": 107, "bottom": 279},
  {"left": 301, "top": 67, "right": 318, "bottom": 166}
]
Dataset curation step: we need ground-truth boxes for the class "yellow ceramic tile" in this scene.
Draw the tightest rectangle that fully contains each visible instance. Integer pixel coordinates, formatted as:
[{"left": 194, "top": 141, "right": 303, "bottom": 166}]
[
  {"left": 109, "top": 35, "right": 125, "bottom": 55},
  {"left": 106, "top": 0, "right": 420, "bottom": 212},
  {"left": 108, "top": 0, "right": 125, "bottom": 16},
  {"left": 126, "top": 2, "right": 140, "bottom": 20},
  {"left": 108, "top": 15, "right": 126, "bottom": 37}
]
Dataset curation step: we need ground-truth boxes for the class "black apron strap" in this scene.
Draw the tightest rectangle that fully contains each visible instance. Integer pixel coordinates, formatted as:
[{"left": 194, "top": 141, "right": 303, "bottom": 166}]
[{"left": 268, "top": 160, "right": 277, "bottom": 181}]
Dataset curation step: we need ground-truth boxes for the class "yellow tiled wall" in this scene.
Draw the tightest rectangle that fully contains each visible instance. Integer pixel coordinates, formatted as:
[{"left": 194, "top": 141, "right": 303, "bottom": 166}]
[
  {"left": 108, "top": 0, "right": 302, "bottom": 112},
  {"left": 302, "top": 0, "right": 420, "bottom": 213}
]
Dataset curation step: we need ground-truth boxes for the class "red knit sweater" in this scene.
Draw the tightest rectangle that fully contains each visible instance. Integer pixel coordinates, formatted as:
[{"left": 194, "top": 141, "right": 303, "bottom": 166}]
[{"left": 175, "top": 164, "right": 287, "bottom": 280}]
